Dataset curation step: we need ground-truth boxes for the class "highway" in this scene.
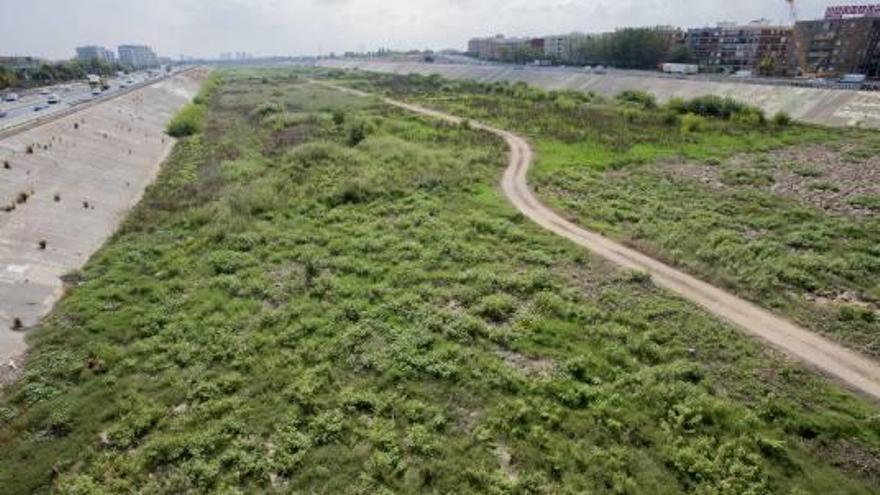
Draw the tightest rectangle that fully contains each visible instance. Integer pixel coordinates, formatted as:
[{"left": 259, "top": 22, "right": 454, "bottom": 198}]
[{"left": 0, "top": 69, "right": 185, "bottom": 132}]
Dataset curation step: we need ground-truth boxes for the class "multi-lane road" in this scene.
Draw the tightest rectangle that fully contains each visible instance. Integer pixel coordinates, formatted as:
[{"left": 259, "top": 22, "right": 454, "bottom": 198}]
[{"left": 0, "top": 69, "right": 187, "bottom": 132}]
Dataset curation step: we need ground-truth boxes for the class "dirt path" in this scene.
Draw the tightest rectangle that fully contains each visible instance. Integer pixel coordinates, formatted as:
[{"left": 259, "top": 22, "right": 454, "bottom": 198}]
[{"left": 319, "top": 82, "right": 880, "bottom": 401}]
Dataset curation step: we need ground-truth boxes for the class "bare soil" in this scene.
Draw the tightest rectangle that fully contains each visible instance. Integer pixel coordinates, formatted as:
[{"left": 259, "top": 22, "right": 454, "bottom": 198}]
[
  {"left": 665, "top": 144, "right": 880, "bottom": 216},
  {"left": 496, "top": 349, "right": 555, "bottom": 378}
]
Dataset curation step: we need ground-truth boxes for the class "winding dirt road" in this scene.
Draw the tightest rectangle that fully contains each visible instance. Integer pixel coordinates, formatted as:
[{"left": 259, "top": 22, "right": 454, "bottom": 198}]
[{"left": 322, "top": 82, "right": 880, "bottom": 401}]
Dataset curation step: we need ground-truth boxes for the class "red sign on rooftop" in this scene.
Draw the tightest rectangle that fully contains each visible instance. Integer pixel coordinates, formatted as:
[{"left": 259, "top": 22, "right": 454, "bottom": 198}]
[{"left": 824, "top": 4, "right": 880, "bottom": 19}]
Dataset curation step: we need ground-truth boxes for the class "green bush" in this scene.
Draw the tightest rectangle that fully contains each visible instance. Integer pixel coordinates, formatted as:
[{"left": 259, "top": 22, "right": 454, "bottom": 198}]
[
  {"left": 346, "top": 122, "right": 367, "bottom": 147},
  {"left": 849, "top": 195, "right": 880, "bottom": 211},
  {"left": 475, "top": 293, "right": 517, "bottom": 322},
  {"left": 731, "top": 108, "right": 767, "bottom": 127},
  {"left": 166, "top": 103, "right": 205, "bottom": 138},
  {"left": 332, "top": 110, "right": 346, "bottom": 126},
  {"left": 670, "top": 95, "right": 759, "bottom": 121},
  {"left": 680, "top": 113, "right": 705, "bottom": 134},
  {"left": 621, "top": 107, "right": 643, "bottom": 123},
  {"left": 616, "top": 90, "right": 657, "bottom": 110},
  {"left": 660, "top": 109, "right": 680, "bottom": 126},
  {"left": 252, "top": 102, "right": 283, "bottom": 118},
  {"left": 772, "top": 111, "right": 793, "bottom": 127}
]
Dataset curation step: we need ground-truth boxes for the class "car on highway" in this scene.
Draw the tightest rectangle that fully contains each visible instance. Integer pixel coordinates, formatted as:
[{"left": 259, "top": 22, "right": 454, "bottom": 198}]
[
  {"left": 33, "top": 104, "right": 49, "bottom": 112},
  {"left": 39, "top": 88, "right": 51, "bottom": 95},
  {"left": 92, "top": 88, "right": 102, "bottom": 96},
  {"left": 0, "top": 110, "right": 7, "bottom": 119},
  {"left": 47, "top": 94, "right": 61, "bottom": 104},
  {"left": 4, "top": 93, "right": 18, "bottom": 102}
]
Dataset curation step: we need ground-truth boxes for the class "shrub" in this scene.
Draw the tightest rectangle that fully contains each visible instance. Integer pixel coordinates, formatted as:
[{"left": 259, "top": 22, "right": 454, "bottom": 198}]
[
  {"left": 731, "top": 108, "right": 766, "bottom": 127},
  {"left": 475, "top": 293, "right": 518, "bottom": 322},
  {"left": 722, "top": 169, "right": 774, "bottom": 186},
  {"left": 167, "top": 103, "right": 204, "bottom": 138},
  {"left": 616, "top": 90, "right": 657, "bottom": 110},
  {"left": 772, "top": 111, "right": 793, "bottom": 127},
  {"left": 660, "top": 109, "right": 680, "bottom": 126},
  {"left": 327, "top": 179, "right": 377, "bottom": 206},
  {"left": 680, "top": 113, "right": 705, "bottom": 134},
  {"left": 553, "top": 95, "right": 578, "bottom": 111},
  {"left": 346, "top": 122, "right": 367, "bottom": 147},
  {"left": 252, "top": 102, "right": 283, "bottom": 118},
  {"left": 671, "top": 95, "right": 758, "bottom": 120},
  {"left": 332, "top": 110, "right": 346, "bottom": 126},
  {"left": 621, "top": 108, "right": 642, "bottom": 123},
  {"left": 849, "top": 195, "right": 880, "bottom": 211},
  {"left": 192, "top": 74, "right": 220, "bottom": 105}
]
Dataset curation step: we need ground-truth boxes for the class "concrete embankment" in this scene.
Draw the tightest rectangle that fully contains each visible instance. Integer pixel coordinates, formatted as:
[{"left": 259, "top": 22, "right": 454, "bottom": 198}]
[
  {"left": 0, "top": 69, "right": 208, "bottom": 366},
  {"left": 319, "top": 60, "right": 880, "bottom": 128}
]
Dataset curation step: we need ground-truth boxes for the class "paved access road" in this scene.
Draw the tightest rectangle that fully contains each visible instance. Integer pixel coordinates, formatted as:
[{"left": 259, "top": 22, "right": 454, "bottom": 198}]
[
  {"left": 0, "top": 70, "right": 185, "bottom": 133},
  {"left": 318, "top": 81, "right": 880, "bottom": 401}
]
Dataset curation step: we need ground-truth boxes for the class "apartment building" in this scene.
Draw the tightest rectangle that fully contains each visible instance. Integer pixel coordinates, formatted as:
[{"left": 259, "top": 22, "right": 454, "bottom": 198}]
[
  {"left": 543, "top": 33, "right": 601, "bottom": 63},
  {"left": 794, "top": 13, "right": 880, "bottom": 77},
  {"left": 76, "top": 46, "right": 115, "bottom": 64},
  {"left": 687, "top": 20, "right": 793, "bottom": 75},
  {"left": 117, "top": 45, "right": 159, "bottom": 69},
  {"left": 467, "top": 35, "right": 536, "bottom": 61}
]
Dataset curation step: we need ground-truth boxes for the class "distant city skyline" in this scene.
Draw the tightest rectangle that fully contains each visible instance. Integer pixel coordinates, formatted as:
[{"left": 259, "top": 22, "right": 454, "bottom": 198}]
[{"left": 0, "top": 0, "right": 871, "bottom": 59}]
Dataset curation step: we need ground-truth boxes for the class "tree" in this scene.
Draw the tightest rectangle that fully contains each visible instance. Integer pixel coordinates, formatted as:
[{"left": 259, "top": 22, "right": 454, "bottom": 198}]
[
  {"left": 498, "top": 44, "right": 544, "bottom": 64},
  {"left": 0, "top": 67, "right": 18, "bottom": 90},
  {"left": 667, "top": 45, "right": 696, "bottom": 64},
  {"left": 758, "top": 55, "right": 778, "bottom": 77},
  {"left": 573, "top": 29, "right": 671, "bottom": 69}
]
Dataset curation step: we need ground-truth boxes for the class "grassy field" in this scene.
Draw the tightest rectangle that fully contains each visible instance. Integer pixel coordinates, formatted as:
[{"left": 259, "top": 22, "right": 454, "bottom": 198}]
[
  {"left": 343, "top": 72, "right": 880, "bottom": 359},
  {"left": 1, "top": 70, "right": 880, "bottom": 494}
]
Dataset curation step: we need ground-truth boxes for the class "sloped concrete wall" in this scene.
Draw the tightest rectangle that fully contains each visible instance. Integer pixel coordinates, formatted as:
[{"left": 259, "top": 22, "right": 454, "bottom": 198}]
[
  {"left": 0, "top": 70, "right": 208, "bottom": 365},
  {"left": 319, "top": 60, "right": 880, "bottom": 128}
]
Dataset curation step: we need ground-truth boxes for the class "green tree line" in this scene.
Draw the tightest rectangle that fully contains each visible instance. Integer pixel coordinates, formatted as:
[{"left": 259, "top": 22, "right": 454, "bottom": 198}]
[
  {"left": 573, "top": 28, "right": 690, "bottom": 69},
  {"left": 493, "top": 28, "right": 696, "bottom": 70}
]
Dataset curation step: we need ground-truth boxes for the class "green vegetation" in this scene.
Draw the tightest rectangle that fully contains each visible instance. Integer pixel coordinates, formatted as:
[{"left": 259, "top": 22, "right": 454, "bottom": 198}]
[
  {"left": 2, "top": 69, "right": 880, "bottom": 494},
  {"left": 484, "top": 28, "right": 689, "bottom": 70},
  {"left": 573, "top": 28, "right": 677, "bottom": 69},
  {"left": 166, "top": 103, "right": 205, "bottom": 137},
  {"left": 342, "top": 71, "right": 879, "bottom": 357},
  {"left": 166, "top": 75, "right": 217, "bottom": 138}
]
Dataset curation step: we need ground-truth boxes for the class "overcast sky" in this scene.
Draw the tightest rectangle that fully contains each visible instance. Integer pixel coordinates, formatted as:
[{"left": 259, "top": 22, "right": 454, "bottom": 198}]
[{"left": 0, "top": 0, "right": 862, "bottom": 59}]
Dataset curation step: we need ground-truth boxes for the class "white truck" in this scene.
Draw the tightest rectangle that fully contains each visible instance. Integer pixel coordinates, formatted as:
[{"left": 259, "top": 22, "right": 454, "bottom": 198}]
[
  {"left": 839, "top": 74, "right": 866, "bottom": 84},
  {"left": 662, "top": 63, "right": 698, "bottom": 75}
]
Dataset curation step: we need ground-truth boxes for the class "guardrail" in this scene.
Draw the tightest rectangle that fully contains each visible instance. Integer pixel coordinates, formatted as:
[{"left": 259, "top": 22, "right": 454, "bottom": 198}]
[{"left": 0, "top": 67, "right": 200, "bottom": 141}]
